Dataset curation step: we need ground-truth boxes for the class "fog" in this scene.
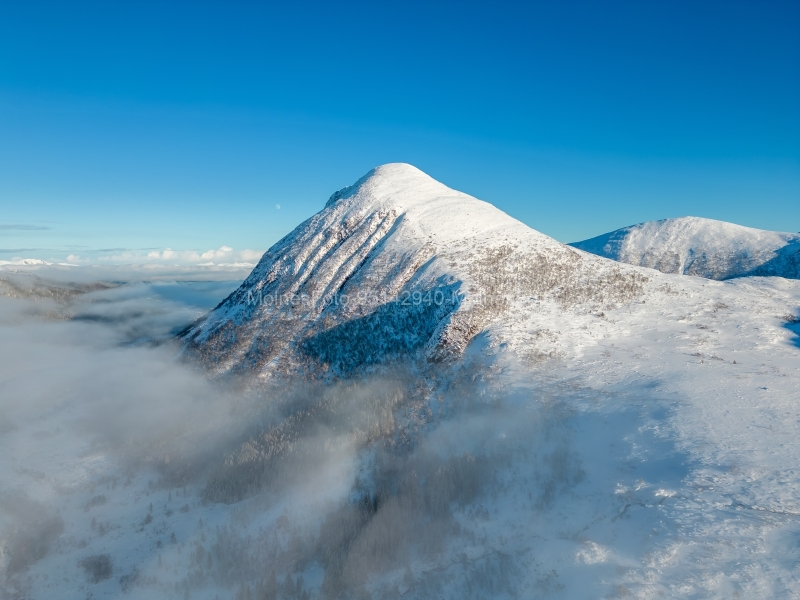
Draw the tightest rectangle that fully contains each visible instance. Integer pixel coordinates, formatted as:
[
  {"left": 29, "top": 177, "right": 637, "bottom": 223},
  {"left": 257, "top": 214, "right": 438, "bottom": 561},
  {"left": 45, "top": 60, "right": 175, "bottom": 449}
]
[
  {"left": 0, "top": 272, "right": 262, "bottom": 595},
  {"left": 0, "top": 270, "right": 676, "bottom": 599}
]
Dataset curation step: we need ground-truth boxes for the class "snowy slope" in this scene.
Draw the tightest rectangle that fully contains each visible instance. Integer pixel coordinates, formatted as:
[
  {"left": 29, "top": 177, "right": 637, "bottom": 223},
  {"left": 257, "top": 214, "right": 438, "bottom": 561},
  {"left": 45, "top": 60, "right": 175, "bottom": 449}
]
[
  {"left": 571, "top": 216, "right": 800, "bottom": 280},
  {"left": 175, "top": 167, "right": 800, "bottom": 596}
]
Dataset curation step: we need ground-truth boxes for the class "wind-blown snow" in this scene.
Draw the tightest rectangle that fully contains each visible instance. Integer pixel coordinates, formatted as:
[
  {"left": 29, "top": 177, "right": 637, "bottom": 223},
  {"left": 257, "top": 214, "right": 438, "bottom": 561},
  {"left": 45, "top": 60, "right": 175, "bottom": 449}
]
[{"left": 571, "top": 216, "right": 800, "bottom": 280}]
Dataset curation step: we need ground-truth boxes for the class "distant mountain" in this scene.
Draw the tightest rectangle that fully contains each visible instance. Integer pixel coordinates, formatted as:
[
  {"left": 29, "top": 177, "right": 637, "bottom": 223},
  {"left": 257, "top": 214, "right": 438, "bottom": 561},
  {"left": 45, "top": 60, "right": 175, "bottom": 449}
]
[
  {"left": 0, "top": 258, "right": 52, "bottom": 267},
  {"left": 182, "top": 163, "right": 649, "bottom": 377},
  {"left": 571, "top": 216, "right": 800, "bottom": 280}
]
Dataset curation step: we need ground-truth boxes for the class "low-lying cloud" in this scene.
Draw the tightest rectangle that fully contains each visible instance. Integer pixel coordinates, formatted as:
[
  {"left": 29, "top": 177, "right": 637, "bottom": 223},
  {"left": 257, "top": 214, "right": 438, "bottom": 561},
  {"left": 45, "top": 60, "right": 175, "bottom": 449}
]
[{"left": 0, "top": 245, "right": 265, "bottom": 272}]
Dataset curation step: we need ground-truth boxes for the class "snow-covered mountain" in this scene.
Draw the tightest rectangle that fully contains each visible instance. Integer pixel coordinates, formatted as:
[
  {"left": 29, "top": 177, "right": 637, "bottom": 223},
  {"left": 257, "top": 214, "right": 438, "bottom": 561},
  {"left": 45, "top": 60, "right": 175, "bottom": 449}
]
[
  {"left": 4, "top": 165, "right": 800, "bottom": 599},
  {"left": 0, "top": 258, "right": 52, "bottom": 267},
  {"left": 183, "top": 163, "right": 648, "bottom": 377},
  {"left": 571, "top": 216, "right": 800, "bottom": 280}
]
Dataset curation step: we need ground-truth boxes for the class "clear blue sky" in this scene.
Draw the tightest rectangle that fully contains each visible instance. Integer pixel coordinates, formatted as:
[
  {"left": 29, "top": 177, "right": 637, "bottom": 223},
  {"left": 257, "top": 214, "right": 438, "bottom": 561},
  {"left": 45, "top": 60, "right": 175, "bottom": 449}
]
[{"left": 1, "top": 0, "right": 798, "bottom": 262}]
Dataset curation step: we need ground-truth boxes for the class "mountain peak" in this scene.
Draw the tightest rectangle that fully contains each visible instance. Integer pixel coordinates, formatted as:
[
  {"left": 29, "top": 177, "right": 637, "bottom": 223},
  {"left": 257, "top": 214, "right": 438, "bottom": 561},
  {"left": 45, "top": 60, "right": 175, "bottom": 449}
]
[
  {"left": 183, "top": 165, "right": 654, "bottom": 378},
  {"left": 360, "top": 163, "right": 444, "bottom": 188},
  {"left": 371, "top": 162, "right": 430, "bottom": 179},
  {"left": 325, "top": 163, "right": 448, "bottom": 208}
]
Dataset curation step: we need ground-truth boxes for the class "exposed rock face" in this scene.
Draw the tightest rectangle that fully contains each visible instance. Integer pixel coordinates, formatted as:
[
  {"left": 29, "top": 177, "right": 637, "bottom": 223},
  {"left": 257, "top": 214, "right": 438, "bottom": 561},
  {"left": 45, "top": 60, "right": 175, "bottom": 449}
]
[
  {"left": 571, "top": 216, "right": 800, "bottom": 280},
  {"left": 183, "top": 163, "right": 648, "bottom": 378}
]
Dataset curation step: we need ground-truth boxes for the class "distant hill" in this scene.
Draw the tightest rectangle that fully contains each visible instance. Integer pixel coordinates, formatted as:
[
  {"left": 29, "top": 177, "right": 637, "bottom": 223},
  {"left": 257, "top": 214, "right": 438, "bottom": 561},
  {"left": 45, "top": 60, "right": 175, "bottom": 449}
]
[{"left": 571, "top": 216, "right": 800, "bottom": 280}]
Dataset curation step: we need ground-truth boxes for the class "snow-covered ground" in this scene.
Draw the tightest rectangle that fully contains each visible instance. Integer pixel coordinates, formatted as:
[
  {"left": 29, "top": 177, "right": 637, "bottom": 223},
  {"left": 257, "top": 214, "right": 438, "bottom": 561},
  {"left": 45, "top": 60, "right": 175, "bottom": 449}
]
[
  {"left": 571, "top": 216, "right": 800, "bottom": 280},
  {"left": 2, "top": 165, "right": 799, "bottom": 599}
]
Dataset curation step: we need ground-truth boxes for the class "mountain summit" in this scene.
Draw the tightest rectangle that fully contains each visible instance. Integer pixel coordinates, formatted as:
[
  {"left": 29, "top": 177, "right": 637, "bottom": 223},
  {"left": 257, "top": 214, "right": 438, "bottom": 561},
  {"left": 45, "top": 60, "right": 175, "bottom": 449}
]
[
  {"left": 571, "top": 216, "right": 800, "bottom": 280},
  {"left": 182, "top": 164, "right": 648, "bottom": 377}
]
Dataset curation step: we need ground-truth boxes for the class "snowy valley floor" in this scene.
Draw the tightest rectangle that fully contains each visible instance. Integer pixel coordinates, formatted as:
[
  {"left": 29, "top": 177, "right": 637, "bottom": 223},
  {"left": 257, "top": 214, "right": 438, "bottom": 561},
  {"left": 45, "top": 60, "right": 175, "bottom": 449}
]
[{"left": 0, "top": 271, "right": 799, "bottom": 599}]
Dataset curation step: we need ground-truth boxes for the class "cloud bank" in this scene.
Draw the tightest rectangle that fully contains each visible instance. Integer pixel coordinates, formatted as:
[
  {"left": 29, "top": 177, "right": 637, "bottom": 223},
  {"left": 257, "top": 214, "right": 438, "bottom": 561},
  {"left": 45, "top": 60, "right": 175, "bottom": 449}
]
[{"left": 0, "top": 246, "right": 265, "bottom": 276}]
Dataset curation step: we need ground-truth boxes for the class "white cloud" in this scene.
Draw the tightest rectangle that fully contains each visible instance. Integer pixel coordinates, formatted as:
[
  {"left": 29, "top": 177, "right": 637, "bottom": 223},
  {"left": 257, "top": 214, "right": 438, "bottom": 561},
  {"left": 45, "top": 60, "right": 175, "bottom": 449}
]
[
  {"left": 239, "top": 249, "right": 263, "bottom": 262},
  {"left": 108, "top": 246, "right": 263, "bottom": 267},
  {"left": 65, "top": 254, "right": 85, "bottom": 264},
  {"left": 0, "top": 246, "right": 265, "bottom": 279}
]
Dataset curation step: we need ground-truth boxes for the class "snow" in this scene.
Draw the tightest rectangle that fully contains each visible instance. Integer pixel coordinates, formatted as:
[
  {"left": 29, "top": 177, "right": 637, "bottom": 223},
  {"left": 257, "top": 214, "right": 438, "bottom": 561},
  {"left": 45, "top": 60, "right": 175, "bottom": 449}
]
[
  {"left": 0, "top": 258, "right": 52, "bottom": 267},
  {"left": 2, "top": 165, "right": 800, "bottom": 598},
  {"left": 571, "top": 216, "right": 800, "bottom": 280}
]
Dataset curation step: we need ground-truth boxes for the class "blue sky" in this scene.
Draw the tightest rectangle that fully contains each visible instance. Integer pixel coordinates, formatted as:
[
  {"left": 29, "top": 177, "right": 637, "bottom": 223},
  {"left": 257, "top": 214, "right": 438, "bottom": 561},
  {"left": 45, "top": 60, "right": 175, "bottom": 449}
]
[{"left": 1, "top": 0, "right": 798, "bottom": 264}]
